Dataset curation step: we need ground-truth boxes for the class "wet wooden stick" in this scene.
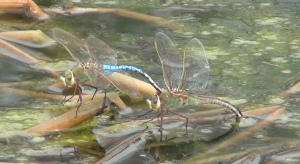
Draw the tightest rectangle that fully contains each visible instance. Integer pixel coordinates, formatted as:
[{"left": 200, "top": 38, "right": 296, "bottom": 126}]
[
  {"left": 26, "top": 0, "right": 49, "bottom": 20},
  {"left": 0, "top": 0, "right": 49, "bottom": 20},
  {"left": 0, "top": 30, "right": 55, "bottom": 47},
  {"left": 44, "top": 7, "right": 180, "bottom": 29},
  {"left": 25, "top": 93, "right": 109, "bottom": 135},
  {"left": 0, "top": 0, "right": 28, "bottom": 9}
]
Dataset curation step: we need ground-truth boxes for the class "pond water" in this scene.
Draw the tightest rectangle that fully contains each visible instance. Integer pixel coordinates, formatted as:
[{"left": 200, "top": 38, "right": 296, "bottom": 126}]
[{"left": 1, "top": 0, "right": 300, "bottom": 163}]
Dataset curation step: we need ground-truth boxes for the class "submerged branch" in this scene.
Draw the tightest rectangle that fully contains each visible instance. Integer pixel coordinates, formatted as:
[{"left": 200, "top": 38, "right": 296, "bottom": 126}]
[
  {"left": 0, "top": 38, "right": 60, "bottom": 78},
  {"left": 45, "top": 7, "right": 180, "bottom": 29},
  {"left": 184, "top": 106, "right": 286, "bottom": 163}
]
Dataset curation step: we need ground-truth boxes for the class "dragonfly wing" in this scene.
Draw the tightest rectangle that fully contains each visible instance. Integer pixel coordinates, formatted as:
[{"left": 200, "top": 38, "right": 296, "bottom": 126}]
[
  {"left": 85, "top": 68, "right": 111, "bottom": 89},
  {"left": 85, "top": 37, "right": 140, "bottom": 98},
  {"left": 53, "top": 28, "right": 89, "bottom": 65},
  {"left": 85, "top": 36, "right": 117, "bottom": 68},
  {"left": 155, "top": 32, "right": 182, "bottom": 91},
  {"left": 181, "top": 38, "right": 210, "bottom": 91},
  {"left": 101, "top": 71, "right": 142, "bottom": 98}
]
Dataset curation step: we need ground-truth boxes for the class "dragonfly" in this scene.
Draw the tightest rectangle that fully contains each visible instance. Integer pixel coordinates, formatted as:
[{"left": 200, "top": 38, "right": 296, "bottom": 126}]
[
  {"left": 53, "top": 28, "right": 162, "bottom": 118},
  {"left": 142, "top": 32, "right": 244, "bottom": 130}
]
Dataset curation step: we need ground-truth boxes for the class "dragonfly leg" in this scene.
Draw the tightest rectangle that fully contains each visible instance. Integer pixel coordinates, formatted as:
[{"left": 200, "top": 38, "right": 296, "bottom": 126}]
[
  {"left": 142, "top": 109, "right": 161, "bottom": 125},
  {"left": 135, "top": 110, "right": 152, "bottom": 121},
  {"left": 159, "top": 109, "right": 164, "bottom": 132},
  {"left": 64, "top": 86, "right": 77, "bottom": 104},
  {"left": 81, "top": 83, "right": 99, "bottom": 100},
  {"left": 91, "top": 88, "right": 98, "bottom": 100},
  {"left": 75, "top": 85, "right": 80, "bottom": 103},
  {"left": 74, "top": 85, "right": 83, "bottom": 119},
  {"left": 167, "top": 109, "right": 188, "bottom": 133},
  {"left": 61, "top": 95, "right": 67, "bottom": 104},
  {"left": 64, "top": 94, "right": 75, "bottom": 104},
  {"left": 98, "top": 89, "right": 108, "bottom": 115}
]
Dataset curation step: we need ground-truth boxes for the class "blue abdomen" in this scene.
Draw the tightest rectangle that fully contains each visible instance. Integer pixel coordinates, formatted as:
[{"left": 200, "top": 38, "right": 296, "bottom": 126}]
[{"left": 103, "top": 65, "right": 142, "bottom": 73}]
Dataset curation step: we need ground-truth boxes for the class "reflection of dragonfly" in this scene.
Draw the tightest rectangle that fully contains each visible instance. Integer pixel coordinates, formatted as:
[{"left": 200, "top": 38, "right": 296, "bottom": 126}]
[
  {"left": 53, "top": 28, "right": 161, "bottom": 117},
  {"left": 144, "top": 32, "right": 244, "bottom": 129}
]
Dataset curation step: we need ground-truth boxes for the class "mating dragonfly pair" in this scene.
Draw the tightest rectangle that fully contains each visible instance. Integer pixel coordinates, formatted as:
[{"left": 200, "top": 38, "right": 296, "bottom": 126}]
[{"left": 53, "top": 28, "right": 244, "bottom": 129}]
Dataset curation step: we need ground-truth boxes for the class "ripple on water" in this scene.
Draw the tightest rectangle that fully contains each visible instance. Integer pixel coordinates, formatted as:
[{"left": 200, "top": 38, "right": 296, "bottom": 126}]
[
  {"left": 199, "top": 127, "right": 213, "bottom": 134},
  {"left": 201, "top": 31, "right": 210, "bottom": 35},
  {"left": 239, "top": 117, "right": 259, "bottom": 128},
  {"left": 27, "top": 136, "right": 46, "bottom": 144},
  {"left": 253, "top": 133, "right": 264, "bottom": 139},
  {"left": 265, "top": 46, "right": 275, "bottom": 51},
  {"left": 211, "top": 30, "right": 224, "bottom": 34},
  {"left": 260, "top": 3, "right": 271, "bottom": 6},
  {"left": 255, "top": 17, "right": 289, "bottom": 26},
  {"left": 206, "top": 47, "right": 230, "bottom": 60},
  {"left": 271, "top": 57, "right": 288, "bottom": 63},
  {"left": 290, "top": 53, "right": 300, "bottom": 58},
  {"left": 289, "top": 39, "right": 300, "bottom": 44},
  {"left": 268, "top": 96, "right": 285, "bottom": 104},
  {"left": 281, "top": 70, "right": 291, "bottom": 74},
  {"left": 253, "top": 53, "right": 262, "bottom": 56},
  {"left": 231, "top": 38, "right": 260, "bottom": 45},
  {"left": 290, "top": 45, "right": 299, "bottom": 49}
]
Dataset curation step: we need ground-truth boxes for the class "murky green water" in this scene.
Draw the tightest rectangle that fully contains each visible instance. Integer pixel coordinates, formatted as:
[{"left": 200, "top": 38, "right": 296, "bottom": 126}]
[{"left": 1, "top": 0, "right": 300, "bottom": 163}]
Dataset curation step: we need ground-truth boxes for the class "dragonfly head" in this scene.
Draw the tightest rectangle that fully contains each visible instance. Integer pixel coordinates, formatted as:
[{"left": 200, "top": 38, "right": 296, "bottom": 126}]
[
  {"left": 60, "top": 70, "right": 75, "bottom": 88},
  {"left": 148, "top": 94, "right": 160, "bottom": 111}
]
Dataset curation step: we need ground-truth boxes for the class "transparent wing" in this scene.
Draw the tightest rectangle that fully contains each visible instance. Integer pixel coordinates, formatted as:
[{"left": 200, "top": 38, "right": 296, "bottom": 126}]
[
  {"left": 179, "top": 38, "right": 210, "bottom": 91},
  {"left": 53, "top": 28, "right": 89, "bottom": 65},
  {"left": 85, "top": 37, "right": 117, "bottom": 68},
  {"left": 85, "top": 37, "right": 141, "bottom": 98},
  {"left": 155, "top": 32, "right": 182, "bottom": 91},
  {"left": 84, "top": 68, "right": 111, "bottom": 89},
  {"left": 105, "top": 72, "right": 141, "bottom": 98}
]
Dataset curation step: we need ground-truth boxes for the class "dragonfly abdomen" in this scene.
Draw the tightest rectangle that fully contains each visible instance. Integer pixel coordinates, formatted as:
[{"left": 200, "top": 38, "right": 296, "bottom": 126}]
[
  {"left": 103, "top": 64, "right": 162, "bottom": 93},
  {"left": 200, "top": 97, "right": 244, "bottom": 117}
]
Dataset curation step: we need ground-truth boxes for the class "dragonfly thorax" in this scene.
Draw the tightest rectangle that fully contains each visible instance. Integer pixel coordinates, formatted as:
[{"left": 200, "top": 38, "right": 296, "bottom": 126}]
[
  {"left": 160, "top": 89, "right": 171, "bottom": 102},
  {"left": 160, "top": 89, "right": 194, "bottom": 108},
  {"left": 170, "top": 88, "right": 182, "bottom": 93},
  {"left": 85, "top": 62, "right": 96, "bottom": 69}
]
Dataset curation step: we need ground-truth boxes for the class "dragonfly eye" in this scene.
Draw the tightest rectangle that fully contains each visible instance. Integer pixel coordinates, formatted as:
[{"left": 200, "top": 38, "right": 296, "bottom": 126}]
[
  {"left": 150, "top": 95, "right": 160, "bottom": 111},
  {"left": 151, "top": 95, "right": 157, "bottom": 103}
]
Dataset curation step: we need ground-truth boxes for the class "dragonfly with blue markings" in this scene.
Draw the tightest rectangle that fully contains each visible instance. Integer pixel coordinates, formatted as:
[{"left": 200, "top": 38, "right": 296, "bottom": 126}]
[
  {"left": 53, "top": 28, "right": 161, "bottom": 118},
  {"left": 141, "top": 32, "right": 244, "bottom": 129}
]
